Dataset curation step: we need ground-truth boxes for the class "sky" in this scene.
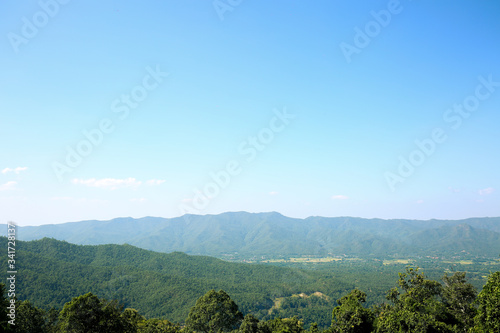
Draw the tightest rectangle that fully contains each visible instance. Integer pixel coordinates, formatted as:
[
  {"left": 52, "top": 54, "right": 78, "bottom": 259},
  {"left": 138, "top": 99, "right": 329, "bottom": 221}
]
[{"left": 1, "top": 0, "right": 499, "bottom": 226}]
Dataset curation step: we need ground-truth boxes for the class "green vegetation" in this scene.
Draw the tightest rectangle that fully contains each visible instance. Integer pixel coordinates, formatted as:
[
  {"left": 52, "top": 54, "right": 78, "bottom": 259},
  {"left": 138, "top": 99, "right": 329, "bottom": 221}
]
[
  {"left": 12, "top": 213, "right": 500, "bottom": 259},
  {"left": 474, "top": 271, "right": 500, "bottom": 332},
  {"left": 1, "top": 236, "right": 499, "bottom": 331},
  {"left": 330, "top": 289, "right": 374, "bottom": 332},
  {"left": 2, "top": 268, "right": 500, "bottom": 332},
  {"left": 250, "top": 254, "right": 499, "bottom": 299},
  {"left": 376, "top": 267, "right": 448, "bottom": 332},
  {"left": 58, "top": 292, "right": 135, "bottom": 332},
  {"left": 0, "top": 237, "right": 353, "bottom": 328},
  {"left": 186, "top": 290, "right": 243, "bottom": 333}
]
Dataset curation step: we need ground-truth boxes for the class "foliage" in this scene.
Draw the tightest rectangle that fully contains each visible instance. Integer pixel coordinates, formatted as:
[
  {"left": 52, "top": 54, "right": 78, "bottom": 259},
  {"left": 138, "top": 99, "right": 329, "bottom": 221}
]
[
  {"left": 16, "top": 300, "right": 47, "bottom": 333},
  {"left": 330, "top": 289, "right": 374, "bottom": 333},
  {"left": 0, "top": 237, "right": 354, "bottom": 328},
  {"left": 261, "top": 316, "right": 304, "bottom": 333},
  {"left": 307, "top": 322, "right": 319, "bottom": 333},
  {"left": 474, "top": 271, "right": 500, "bottom": 332},
  {"left": 441, "top": 272, "right": 477, "bottom": 332},
  {"left": 263, "top": 293, "right": 335, "bottom": 328},
  {"left": 1, "top": 269, "right": 499, "bottom": 332},
  {"left": 123, "top": 308, "right": 146, "bottom": 330},
  {"left": 0, "top": 283, "right": 14, "bottom": 332},
  {"left": 2, "top": 235, "right": 499, "bottom": 331},
  {"left": 186, "top": 289, "right": 244, "bottom": 333},
  {"left": 138, "top": 318, "right": 180, "bottom": 333},
  {"left": 239, "top": 314, "right": 262, "bottom": 333},
  {"left": 375, "top": 267, "right": 452, "bottom": 332},
  {"left": 57, "top": 292, "right": 135, "bottom": 333}
]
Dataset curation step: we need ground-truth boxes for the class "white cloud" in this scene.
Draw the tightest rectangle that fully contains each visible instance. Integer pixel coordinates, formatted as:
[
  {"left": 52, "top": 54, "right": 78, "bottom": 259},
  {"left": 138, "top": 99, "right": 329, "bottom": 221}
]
[
  {"left": 2, "top": 167, "right": 28, "bottom": 175},
  {"left": 72, "top": 178, "right": 142, "bottom": 190},
  {"left": 479, "top": 187, "right": 494, "bottom": 196},
  {"left": 269, "top": 191, "right": 279, "bottom": 196},
  {"left": 416, "top": 199, "right": 424, "bottom": 204},
  {"left": 0, "top": 181, "right": 17, "bottom": 191},
  {"left": 332, "top": 195, "right": 348, "bottom": 200},
  {"left": 146, "top": 179, "right": 166, "bottom": 186}
]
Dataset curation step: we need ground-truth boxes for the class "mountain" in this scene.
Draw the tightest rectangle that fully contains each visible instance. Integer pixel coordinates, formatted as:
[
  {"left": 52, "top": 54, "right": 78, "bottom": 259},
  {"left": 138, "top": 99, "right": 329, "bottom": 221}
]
[
  {"left": 408, "top": 223, "right": 500, "bottom": 257},
  {"left": 8, "top": 212, "right": 500, "bottom": 258},
  {"left": 1, "top": 237, "right": 354, "bottom": 327}
]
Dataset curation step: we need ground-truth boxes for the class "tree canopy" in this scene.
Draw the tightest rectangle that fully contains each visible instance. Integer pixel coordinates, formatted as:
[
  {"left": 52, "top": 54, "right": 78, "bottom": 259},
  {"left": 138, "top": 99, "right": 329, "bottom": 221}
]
[
  {"left": 2, "top": 267, "right": 499, "bottom": 332},
  {"left": 57, "top": 292, "right": 135, "bottom": 333},
  {"left": 186, "top": 289, "right": 244, "bottom": 333},
  {"left": 474, "top": 271, "right": 500, "bottom": 332},
  {"left": 331, "top": 289, "right": 374, "bottom": 333}
]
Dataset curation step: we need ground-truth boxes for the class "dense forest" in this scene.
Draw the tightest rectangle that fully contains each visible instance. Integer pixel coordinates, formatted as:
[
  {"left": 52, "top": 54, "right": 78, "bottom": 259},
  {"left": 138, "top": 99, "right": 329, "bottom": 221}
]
[
  {"left": 0, "top": 237, "right": 357, "bottom": 327},
  {"left": 2, "top": 269, "right": 500, "bottom": 332},
  {"left": 2, "top": 237, "right": 499, "bottom": 332}
]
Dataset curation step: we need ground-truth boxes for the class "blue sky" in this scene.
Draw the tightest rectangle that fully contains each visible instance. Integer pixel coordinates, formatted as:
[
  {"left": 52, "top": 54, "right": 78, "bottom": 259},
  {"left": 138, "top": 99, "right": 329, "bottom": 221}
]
[{"left": 1, "top": 0, "right": 499, "bottom": 226}]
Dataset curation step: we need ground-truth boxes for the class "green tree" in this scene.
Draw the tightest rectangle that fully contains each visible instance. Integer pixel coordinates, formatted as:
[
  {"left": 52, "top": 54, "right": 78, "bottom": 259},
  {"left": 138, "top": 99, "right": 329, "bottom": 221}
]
[
  {"left": 262, "top": 317, "right": 304, "bottom": 333},
  {"left": 375, "top": 267, "right": 451, "bottom": 333},
  {"left": 123, "top": 308, "right": 145, "bottom": 331},
  {"left": 239, "top": 314, "right": 262, "bottom": 333},
  {"left": 186, "top": 289, "right": 244, "bottom": 333},
  {"left": 16, "top": 300, "right": 47, "bottom": 333},
  {"left": 46, "top": 308, "right": 60, "bottom": 333},
  {"left": 57, "top": 292, "right": 135, "bottom": 333},
  {"left": 138, "top": 318, "right": 180, "bottom": 333},
  {"left": 474, "top": 271, "right": 500, "bottom": 332},
  {"left": 442, "top": 272, "right": 477, "bottom": 332},
  {"left": 330, "top": 289, "right": 374, "bottom": 333},
  {"left": 0, "top": 283, "right": 14, "bottom": 332},
  {"left": 307, "top": 322, "right": 319, "bottom": 333}
]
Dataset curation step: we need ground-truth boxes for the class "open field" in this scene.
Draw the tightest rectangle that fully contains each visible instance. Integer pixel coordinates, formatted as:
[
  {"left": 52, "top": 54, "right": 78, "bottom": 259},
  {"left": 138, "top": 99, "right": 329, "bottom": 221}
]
[
  {"left": 227, "top": 255, "right": 500, "bottom": 292},
  {"left": 383, "top": 259, "right": 415, "bottom": 265},
  {"left": 443, "top": 260, "right": 474, "bottom": 265},
  {"left": 261, "top": 257, "right": 343, "bottom": 263}
]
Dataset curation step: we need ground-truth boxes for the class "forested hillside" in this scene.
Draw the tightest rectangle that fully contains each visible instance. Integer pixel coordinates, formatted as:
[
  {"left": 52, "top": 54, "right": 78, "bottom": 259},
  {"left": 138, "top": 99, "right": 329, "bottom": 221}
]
[
  {"left": 2, "top": 237, "right": 358, "bottom": 327},
  {"left": 9, "top": 212, "right": 500, "bottom": 258},
  {"left": 2, "top": 236, "right": 499, "bottom": 332},
  {"left": 3, "top": 267, "right": 500, "bottom": 332}
]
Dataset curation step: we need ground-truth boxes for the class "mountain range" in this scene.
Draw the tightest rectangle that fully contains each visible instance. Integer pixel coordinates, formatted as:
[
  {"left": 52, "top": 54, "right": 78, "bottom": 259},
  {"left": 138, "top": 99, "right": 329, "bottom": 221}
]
[{"left": 8, "top": 212, "right": 500, "bottom": 258}]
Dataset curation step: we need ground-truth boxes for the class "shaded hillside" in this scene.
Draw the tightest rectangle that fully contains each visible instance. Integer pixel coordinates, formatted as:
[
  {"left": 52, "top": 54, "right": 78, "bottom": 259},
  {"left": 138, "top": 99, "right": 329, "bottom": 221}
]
[
  {"left": 2, "top": 237, "right": 354, "bottom": 327},
  {"left": 8, "top": 212, "right": 500, "bottom": 258},
  {"left": 408, "top": 223, "right": 500, "bottom": 257}
]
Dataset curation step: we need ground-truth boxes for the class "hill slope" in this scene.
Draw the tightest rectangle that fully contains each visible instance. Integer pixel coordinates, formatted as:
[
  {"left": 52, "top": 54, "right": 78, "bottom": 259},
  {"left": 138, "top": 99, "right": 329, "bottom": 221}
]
[
  {"left": 9, "top": 212, "right": 500, "bottom": 258},
  {"left": 2, "top": 237, "right": 354, "bottom": 327}
]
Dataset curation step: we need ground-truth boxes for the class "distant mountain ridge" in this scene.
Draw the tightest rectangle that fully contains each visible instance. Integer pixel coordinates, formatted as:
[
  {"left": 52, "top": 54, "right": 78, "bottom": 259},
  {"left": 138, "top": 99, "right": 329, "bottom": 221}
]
[{"left": 8, "top": 212, "right": 500, "bottom": 258}]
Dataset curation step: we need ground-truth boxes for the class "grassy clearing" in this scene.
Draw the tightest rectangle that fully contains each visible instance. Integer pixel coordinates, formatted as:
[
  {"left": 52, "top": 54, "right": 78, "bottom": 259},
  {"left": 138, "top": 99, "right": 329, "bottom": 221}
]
[
  {"left": 443, "top": 260, "right": 474, "bottom": 265},
  {"left": 383, "top": 259, "right": 414, "bottom": 265},
  {"left": 262, "top": 257, "right": 343, "bottom": 263}
]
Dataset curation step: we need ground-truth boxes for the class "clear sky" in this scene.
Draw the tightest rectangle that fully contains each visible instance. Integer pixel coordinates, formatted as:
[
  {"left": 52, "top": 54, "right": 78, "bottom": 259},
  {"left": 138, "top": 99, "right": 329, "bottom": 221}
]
[{"left": 1, "top": 0, "right": 499, "bottom": 226}]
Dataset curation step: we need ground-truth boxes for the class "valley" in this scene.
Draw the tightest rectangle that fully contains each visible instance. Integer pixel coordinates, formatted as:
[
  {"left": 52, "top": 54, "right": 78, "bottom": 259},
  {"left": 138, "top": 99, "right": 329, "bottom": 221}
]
[
  {"left": 2, "top": 235, "right": 498, "bottom": 330},
  {"left": 2, "top": 213, "right": 499, "bottom": 330}
]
